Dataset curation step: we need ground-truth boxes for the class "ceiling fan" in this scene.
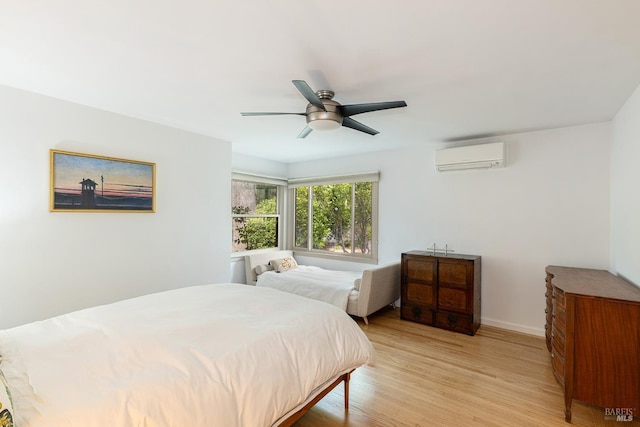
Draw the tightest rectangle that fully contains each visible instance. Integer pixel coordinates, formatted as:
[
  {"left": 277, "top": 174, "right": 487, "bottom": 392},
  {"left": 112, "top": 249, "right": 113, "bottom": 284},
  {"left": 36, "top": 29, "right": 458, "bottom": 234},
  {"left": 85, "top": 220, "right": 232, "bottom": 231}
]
[{"left": 241, "top": 80, "right": 407, "bottom": 138}]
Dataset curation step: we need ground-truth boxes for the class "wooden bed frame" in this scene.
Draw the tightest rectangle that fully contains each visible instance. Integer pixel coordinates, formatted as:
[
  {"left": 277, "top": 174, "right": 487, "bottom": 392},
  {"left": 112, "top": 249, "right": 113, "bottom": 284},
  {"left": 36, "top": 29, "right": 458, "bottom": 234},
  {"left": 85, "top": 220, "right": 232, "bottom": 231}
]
[
  {"left": 277, "top": 370, "right": 352, "bottom": 426},
  {"left": 245, "top": 250, "right": 400, "bottom": 324}
]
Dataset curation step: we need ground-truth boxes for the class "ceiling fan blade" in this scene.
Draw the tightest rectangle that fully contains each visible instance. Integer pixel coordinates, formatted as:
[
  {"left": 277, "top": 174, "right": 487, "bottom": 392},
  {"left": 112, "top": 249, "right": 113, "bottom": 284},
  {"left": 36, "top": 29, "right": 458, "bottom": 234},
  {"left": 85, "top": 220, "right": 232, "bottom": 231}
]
[
  {"left": 342, "top": 117, "right": 379, "bottom": 136},
  {"left": 339, "top": 101, "right": 407, "bottom": 117},
  {"left": 292, "top": 80, "right": 326, "bottom": 111},
  {"left": 297, "top": 126, "right": 313, "bottom": 139},
  {"left": 241, "top": 112, "right": 305, "bottom": 116}
]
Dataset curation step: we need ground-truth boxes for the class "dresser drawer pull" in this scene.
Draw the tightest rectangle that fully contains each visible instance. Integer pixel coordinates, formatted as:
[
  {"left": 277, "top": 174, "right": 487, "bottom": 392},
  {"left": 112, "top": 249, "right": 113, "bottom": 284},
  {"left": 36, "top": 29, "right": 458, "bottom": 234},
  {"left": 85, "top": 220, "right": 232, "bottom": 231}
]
[
  {"left": 411, "top": 305, "right": 422, "bottom": 320},
  {"left": 447, "top": 312, "right": 458, "bottom": 327}
]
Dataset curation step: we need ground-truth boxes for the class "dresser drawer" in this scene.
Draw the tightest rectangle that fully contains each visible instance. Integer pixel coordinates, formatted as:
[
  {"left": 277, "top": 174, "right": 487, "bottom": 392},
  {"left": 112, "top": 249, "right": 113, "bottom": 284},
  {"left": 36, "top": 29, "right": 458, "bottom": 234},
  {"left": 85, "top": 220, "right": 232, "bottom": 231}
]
[
  {"left": 553, "top": 305, "right": 566, "bottom": 333},
  {"left": 553, "top": 287, "right": 565, "bottom": 310},
  {"left": 405, "top": 257, "right": 436, "bottom": 282},
  {"left": 401, "top": 304, "right": 434, "bottom": 325},
  {"left": 405, "top": 280, "right": 436, "bottom": 307},
  {"left": 438, "top": 260, "right": 472, "bottom": 289},
  {"left": 435, "top": 310, "right": 475, "bottom": 335},
  {"left": 437, "top": 286, "right": 471, "bottom": 313}
]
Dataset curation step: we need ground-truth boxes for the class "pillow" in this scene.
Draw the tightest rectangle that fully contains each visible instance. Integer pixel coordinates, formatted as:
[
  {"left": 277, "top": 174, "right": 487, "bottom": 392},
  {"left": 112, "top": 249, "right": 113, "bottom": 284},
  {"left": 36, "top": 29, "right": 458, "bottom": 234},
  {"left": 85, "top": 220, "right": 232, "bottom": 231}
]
[
  {"left": 253, "top": 264, "right": 273, "bottom": 276},
  {"left": 270, "top": 256, "right": 298, "bottom": 273},
  {"left": 0, "top": 365, "right": 14, "bottom": 427}
]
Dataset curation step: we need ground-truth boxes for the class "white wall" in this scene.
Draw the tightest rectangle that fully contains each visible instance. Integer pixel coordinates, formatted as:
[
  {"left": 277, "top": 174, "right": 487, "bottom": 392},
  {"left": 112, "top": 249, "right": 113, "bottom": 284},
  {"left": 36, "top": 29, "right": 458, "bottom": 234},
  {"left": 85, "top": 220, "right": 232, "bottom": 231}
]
[
  {"left": 232, "top": 152, "right": 288, "bottom": 178},
  {"left": 0, "top": 85, "right": 232, "bottom": 329},
  {"left": 611, "top": 83, "right": 640, "bottom": 286},
  {"left": 287, "top": 123, "right": 611, "bottom": 335}
]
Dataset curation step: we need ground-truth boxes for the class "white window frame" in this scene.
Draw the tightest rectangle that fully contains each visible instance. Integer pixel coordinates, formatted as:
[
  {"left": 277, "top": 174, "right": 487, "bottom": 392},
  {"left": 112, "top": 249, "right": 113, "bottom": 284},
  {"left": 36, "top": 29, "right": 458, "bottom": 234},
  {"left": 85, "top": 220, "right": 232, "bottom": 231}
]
[
  {"left": 231, "top": 172, "right": 287, "bottom": 258},
  {"left": 287, "top": 172, "right": 379, "bottom": 264}
]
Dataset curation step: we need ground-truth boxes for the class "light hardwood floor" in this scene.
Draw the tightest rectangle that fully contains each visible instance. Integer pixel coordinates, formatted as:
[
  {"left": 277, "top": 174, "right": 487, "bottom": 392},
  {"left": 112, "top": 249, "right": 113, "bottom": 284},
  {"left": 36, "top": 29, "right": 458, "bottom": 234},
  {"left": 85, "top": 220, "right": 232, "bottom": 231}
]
[{"left": 295, "top": 307, "right": 639, "bottom": 426}]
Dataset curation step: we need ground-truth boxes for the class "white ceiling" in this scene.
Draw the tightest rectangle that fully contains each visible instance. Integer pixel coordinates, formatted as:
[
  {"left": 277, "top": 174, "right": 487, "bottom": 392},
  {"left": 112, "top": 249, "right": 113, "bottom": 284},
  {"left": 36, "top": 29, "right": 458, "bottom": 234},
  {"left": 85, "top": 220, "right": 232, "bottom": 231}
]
[{"left": 2, "top": 1, "right": 640, "bottom": 163}]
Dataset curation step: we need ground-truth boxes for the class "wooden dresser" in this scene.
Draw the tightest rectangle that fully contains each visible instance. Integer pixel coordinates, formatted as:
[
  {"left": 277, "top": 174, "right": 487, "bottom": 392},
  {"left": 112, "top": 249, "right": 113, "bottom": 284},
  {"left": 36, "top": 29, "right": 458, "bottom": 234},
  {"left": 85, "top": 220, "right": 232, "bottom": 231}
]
[
  {"left": 545, "top": 265, "right": 640, "bottom": 422},
  {"left": 401, "top": 251, "right": 481, "bottom": 335}
]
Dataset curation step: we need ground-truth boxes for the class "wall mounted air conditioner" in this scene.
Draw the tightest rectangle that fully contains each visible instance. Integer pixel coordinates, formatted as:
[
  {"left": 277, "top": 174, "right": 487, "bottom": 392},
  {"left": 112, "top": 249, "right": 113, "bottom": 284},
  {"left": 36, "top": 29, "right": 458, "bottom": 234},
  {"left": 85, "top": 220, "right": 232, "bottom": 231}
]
[{"left": 435, "top": 142, "right": 506, "bottom": 171}]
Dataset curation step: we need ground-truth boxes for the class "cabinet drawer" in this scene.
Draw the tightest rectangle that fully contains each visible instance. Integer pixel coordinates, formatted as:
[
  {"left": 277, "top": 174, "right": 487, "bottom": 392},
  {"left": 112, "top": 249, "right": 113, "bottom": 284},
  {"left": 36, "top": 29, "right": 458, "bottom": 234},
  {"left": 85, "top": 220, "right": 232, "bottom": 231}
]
[
  {"left": 406, "top": 258, "right": 436, "bottom": 282},
  {"left": 435, "top": 310, "right": 474, "bottom": 335},
  {"left": 553, "top": 287, "right": 565, "bottom": 309},
  {"left": 553, "top": 304, "right": 566, "bottom": 332},
  {"left": 405, "top": 280, "right": 436, "bottom": 307},
  {"left": 545, "top": 310, "right": 553, "bottom": 329},
  {"left": 437, "top": 286, "right": 470, "bottom": 313},
  {"left": 438, "top": 261, "right": 471, "bottom": 289},
  {"left": 401, "top": 304, "right": 434, "bottom": 325}
]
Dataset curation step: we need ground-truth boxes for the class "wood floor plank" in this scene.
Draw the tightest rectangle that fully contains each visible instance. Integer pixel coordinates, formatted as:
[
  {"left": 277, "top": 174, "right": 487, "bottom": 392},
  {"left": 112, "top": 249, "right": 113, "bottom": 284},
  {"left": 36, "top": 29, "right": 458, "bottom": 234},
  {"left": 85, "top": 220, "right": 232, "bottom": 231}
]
[{"left": 294, "top": 307, "right": 640, "bottom": 426}]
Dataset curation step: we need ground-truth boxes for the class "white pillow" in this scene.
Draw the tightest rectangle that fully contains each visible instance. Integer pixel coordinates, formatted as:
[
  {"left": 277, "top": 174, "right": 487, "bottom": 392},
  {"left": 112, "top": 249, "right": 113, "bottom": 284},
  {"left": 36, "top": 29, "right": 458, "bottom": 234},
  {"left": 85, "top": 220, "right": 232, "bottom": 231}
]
[
  {"left": 270, "top": 256, "right": 298, "bottom": 273},
  {"left": 253, "top": 264, "right": 273, "bottom": 276},
  {"left": 0, "top": 365, "right": 14, "bottom": 427}
]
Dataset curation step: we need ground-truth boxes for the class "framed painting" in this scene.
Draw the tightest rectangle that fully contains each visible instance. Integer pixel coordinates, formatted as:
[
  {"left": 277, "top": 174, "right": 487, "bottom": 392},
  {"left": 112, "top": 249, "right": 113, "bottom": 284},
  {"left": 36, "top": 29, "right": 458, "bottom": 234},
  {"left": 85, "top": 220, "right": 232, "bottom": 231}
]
[{"left": 50, "top": 149, "right": 156, "bottom": 212}]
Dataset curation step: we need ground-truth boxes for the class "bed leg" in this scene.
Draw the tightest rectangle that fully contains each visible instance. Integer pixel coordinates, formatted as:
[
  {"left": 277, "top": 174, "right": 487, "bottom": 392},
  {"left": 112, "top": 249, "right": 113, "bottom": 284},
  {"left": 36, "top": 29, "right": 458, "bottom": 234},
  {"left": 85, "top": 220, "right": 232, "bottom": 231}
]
[
  {"left": 344, "top": 371, "right": 351, "bottom": 411},
  {"left": 363, "top": 316, "right": 369, "bottom": 325}
]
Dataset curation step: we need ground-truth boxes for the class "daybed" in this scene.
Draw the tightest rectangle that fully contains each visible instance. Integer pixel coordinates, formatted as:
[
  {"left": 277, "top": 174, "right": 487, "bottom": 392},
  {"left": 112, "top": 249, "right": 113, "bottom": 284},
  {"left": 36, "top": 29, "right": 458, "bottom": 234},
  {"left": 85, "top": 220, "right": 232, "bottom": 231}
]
[
  {"left": 0, "top": 283, "right": 375, "bottom": 427},
  {"left": 245, "top": 250, "right": 401, "bottom": 324}
]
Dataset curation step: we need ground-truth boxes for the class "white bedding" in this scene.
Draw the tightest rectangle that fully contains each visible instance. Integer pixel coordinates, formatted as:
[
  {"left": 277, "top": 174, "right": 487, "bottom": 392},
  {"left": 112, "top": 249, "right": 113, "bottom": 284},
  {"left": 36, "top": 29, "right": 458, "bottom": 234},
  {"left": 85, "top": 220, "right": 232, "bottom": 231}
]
[
  {"left": 256, "top": 265, "right": 361, "bottom": 310},
  {"left": 0, "top": 283, "right": 375, "bottom": 427}
]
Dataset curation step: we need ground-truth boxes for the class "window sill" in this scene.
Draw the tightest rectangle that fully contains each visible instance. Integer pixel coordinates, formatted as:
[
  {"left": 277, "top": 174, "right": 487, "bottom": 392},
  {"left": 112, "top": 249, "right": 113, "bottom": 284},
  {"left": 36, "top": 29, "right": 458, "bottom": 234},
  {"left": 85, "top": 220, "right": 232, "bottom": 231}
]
[
  {"left": 292, "top": 249, "right": 378, "bottom": 265},
  {"left": 230, "top": 247, "right": 285, "bottom": 261}
]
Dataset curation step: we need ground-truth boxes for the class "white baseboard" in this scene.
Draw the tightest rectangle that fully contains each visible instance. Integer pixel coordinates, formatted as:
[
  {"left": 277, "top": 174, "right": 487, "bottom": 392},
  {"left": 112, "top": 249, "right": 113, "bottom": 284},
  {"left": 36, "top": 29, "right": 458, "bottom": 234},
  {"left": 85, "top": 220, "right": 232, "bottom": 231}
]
[{"left": 481, "top": 317, "right": 545, "bottom": 337}]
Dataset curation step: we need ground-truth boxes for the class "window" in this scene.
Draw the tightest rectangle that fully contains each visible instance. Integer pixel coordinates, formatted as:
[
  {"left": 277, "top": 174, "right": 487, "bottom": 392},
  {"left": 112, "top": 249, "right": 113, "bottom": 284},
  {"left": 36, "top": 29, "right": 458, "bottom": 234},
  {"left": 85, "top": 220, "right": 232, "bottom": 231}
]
[
  {"left": 289, "top": 172, "right": 378, "bottom": 261},
  {"left": 232, "top": 174, "right": 285, "bottom": 253}
]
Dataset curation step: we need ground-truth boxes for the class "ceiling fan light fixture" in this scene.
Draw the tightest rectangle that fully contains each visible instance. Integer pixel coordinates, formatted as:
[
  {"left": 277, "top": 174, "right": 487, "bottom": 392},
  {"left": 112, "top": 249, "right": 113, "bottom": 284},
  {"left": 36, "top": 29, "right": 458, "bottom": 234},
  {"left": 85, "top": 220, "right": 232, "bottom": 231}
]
[
  {"left": 307, "top": 118, "right": 342, "bottom": 131},
  {"left": 306, "top": 102, "right": 343, "bottom": 131}
]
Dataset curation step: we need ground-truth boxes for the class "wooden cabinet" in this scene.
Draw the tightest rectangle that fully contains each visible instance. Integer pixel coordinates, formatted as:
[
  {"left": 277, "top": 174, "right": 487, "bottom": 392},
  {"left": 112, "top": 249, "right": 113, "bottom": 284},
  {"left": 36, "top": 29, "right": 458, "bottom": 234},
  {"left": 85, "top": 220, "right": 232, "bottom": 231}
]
[
  {"left": 545, "top": 265, "right": 640, "bottom": 422},
  {"left": 401, "top": 251, "right": 481, "bottom": 335}
]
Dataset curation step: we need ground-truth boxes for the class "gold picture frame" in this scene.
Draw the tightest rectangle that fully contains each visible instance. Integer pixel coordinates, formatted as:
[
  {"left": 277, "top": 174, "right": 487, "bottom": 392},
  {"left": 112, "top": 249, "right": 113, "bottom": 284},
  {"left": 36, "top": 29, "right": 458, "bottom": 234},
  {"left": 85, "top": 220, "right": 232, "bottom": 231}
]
[{"left": 50, "top": 149, "right": 156, "bottom": 212}]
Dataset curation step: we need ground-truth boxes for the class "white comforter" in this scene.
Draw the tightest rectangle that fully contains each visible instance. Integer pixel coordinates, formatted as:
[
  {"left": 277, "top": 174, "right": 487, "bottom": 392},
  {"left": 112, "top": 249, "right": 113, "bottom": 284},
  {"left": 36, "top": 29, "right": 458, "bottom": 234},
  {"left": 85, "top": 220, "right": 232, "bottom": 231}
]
[
  {"left": 256, "top": 266, "right": 361, "bottom": 310},
  {"left": 0, "top": 284, "right": 375, "bottom": 427}
]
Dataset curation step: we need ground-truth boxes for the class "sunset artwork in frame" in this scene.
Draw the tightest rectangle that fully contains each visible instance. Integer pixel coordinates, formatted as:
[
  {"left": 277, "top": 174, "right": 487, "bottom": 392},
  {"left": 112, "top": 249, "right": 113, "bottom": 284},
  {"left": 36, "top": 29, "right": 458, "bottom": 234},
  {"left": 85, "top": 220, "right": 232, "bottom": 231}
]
[{"left": 50, "top": 150, "right": 156, "bottom": 212}]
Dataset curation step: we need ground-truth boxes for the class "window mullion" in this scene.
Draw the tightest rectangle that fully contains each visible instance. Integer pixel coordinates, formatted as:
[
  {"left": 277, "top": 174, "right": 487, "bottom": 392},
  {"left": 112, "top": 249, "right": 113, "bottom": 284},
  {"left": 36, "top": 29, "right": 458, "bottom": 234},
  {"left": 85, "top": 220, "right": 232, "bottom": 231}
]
[
  {"left": 350, "top": 183, "right": 355, "bottom": 254},
  {"left": 307, "top": 186, "right": 313, "bottom": 251}
]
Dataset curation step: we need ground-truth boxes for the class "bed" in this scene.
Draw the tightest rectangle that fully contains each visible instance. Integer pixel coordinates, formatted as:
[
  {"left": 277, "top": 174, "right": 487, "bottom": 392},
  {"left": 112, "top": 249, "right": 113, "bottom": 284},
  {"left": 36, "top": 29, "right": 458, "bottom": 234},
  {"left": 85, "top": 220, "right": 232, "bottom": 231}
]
[
  {"left": 245, "top": 250, "right": 400, "bottom": 324},
  {"left": 0, "top": 283, "right": 375, "bottom": 427}
]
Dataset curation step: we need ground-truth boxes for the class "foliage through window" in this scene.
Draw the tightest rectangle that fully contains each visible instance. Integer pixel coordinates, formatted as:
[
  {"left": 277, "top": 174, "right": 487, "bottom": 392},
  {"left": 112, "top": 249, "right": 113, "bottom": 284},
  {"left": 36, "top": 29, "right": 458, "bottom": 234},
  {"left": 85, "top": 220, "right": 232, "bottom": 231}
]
[
  {"left": 293, "top": 180, "right": 376, "bottom": 258},
  {"left": 232, "top": 180, "right": 281, "bottom": 252}
]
